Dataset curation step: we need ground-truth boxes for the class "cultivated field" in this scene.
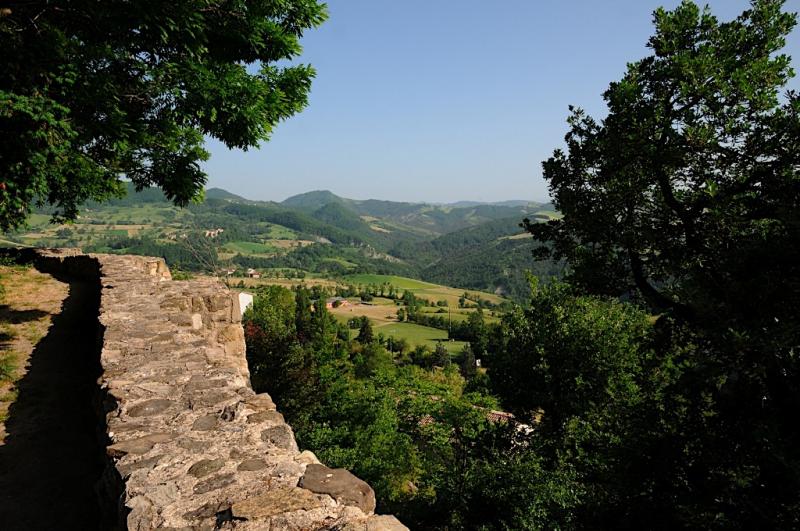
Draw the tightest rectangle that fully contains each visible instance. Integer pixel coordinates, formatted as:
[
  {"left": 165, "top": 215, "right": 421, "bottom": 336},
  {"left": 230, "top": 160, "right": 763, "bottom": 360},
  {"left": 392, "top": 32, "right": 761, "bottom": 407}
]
[
  {"left": 328, "top": 298, "right": 474, "bottom": 354},
  {"left": 377, "top": 322, "right": 468, "bottom": 354},
  {"left": 342, "top": 273, "right": 506, "bottom": 307}
]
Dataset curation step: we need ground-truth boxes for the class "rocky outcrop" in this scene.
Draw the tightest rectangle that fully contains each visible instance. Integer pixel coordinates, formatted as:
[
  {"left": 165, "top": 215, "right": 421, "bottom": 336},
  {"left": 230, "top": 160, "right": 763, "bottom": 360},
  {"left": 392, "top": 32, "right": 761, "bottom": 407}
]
[{"left": 34, "top": 250, "right": 406, "bottom": 531}]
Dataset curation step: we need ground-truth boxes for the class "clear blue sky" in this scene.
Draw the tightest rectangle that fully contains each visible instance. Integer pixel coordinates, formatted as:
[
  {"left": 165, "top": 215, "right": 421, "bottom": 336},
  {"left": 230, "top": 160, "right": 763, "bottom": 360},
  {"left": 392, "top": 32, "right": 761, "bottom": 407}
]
[{"left": 203, "top": 0, "right": 800, "bottom": 203}]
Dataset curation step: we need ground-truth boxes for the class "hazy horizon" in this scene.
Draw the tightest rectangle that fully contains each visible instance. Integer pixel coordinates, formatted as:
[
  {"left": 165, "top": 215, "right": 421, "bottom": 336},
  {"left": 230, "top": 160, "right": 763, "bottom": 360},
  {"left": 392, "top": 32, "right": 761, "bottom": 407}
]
[
  {"left": 207, "top": 186, "right": 546, "bottom": 206},
  {"left": 203, "top": 0, "right": 800, "bottom": 204}
]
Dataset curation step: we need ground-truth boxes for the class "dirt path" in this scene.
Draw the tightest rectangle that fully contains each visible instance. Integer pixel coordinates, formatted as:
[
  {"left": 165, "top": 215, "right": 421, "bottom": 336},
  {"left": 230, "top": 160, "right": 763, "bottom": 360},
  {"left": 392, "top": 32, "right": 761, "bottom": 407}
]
[{"left": 0, "top": 276, "right": 104, "bottom": 529}]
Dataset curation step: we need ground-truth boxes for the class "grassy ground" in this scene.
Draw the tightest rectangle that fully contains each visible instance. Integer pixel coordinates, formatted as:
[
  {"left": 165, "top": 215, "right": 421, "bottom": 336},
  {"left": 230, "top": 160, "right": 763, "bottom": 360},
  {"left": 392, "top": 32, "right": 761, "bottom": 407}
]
[
  {"left": 321, "top": 257, "right": 358, "bottom": 268},
  {"left": 376, "top": 322, "right": 468, "bottom": 354},
  {"left": 220, "top": 274, "right": 504, "bottom": 355},
  {"left": 343, "top": 273, "right": 506, "bottom": 307},
  {"left": 328, "top": 299, "right": 469, "bottom": 354},
  {"left": 330, "top": 298, "right": 402, "bottom": 325},
  {"left": 10, "top": 203, "right": 190, "bottom": 248},
  {"left": 263, "top": 224, "right": 299, "bottom": 239},
  {"left": 266, "top": 239, "right": 315, "bottom": 249},
  {"left": 535, "top": 210, "right": 562, "bottom": 220},
  {"left": 228, "top": 275, "right": 343, "bottom": 292},
  {"left": 344, "top": 274, "right": 439, "bottom": 290},
  {"left": 0, "top": 263, "right": 69, "bottom": 438},
  {"left": 223, "top": 241, "right": 278, "bottom": 255}
]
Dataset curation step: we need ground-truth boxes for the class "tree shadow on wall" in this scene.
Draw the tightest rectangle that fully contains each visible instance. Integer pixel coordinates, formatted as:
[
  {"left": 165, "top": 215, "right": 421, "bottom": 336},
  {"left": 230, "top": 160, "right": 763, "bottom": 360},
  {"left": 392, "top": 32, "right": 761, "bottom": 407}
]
[{"left": 0, "top": 278, "right": 105, "bottom": 530}]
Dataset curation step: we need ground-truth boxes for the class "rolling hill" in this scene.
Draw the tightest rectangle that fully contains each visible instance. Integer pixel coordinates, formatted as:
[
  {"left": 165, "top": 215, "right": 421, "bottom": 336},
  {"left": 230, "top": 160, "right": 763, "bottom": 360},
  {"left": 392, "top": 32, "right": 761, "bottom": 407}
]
[
  {"left": 6, "top": 185, "right": 561, "bottom": 301},
  {"left": 280, "top": 190, "right": 549, "bottom": 236}
]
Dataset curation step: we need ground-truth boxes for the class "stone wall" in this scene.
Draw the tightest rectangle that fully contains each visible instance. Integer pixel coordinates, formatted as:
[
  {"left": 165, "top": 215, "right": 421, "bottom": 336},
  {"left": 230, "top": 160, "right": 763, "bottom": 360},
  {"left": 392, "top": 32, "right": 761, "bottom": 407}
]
[{"left": 35, "top": 250, "right": 406, "bottom": 531}]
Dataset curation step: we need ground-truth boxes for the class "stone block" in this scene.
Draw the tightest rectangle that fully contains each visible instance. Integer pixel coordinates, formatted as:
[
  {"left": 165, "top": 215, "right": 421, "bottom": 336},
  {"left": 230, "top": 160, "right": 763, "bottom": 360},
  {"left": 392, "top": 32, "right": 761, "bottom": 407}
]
[
  {"left": 187, "top": 458, "right": 226, "bottom": 478},
  {"left": 295, "top": 450, "right": 321, "bottom": 466},
  {"left": 299, "top": 464, "right": 376, "bottom": 515},
  {"left": 237, "top": 458, "right": 267, "bottom": 472},
  {"left": 108, "top": 432, "right": 176, "bottom": 457},
  {"left": 191, "top": 296, "right": 205, "bottom": 313},
  {"left": 184, "top": 377, "right": 226, "bottom": 393},
  {"left": 367, "top": 515, "right": 410, "bottom": 531},
  {"left": 127, "top": 399, "right": 175, "bottom": 417},
  {"left": 117, "top": 455, "right": 163, "bottom": 477},
  {"left": 126, "top": 495, "right": 156, "bottom": 531},
  {"left": 204, "top": 294, "right": 230, "bottom": 312},
  {"left": 191, "top": 414, "right": 218, "bottom": 431},
  {"left": 230, "top": 488, "right": 324, "bottom": 520},
  {"left": 247, "top": 410, "right": 284, "bottom": 425},
  {"left": 246, "top": 393, "right": 276, "bottom": 411},
  {"left": 261, "top": 424, "right": 298, "bottom": 452},
  {"left": 193, "top": 473, "right": 235, "bottom": 494},
  {"left": 167, "top": 312, "right": 194, "bottom": 327},
  {"left": 160, "top": 297, "right": 190, "bottom": 312},
  {"left": 271, "top": 460, "right": 303, "bottom": 479},
  {"left": 37, "top": 251, "right": 405, "bottom": 529}
]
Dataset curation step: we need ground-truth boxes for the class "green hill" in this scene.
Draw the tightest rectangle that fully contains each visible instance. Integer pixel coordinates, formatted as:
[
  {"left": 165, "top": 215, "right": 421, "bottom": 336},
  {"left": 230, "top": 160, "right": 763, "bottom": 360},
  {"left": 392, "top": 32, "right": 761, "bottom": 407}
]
[
  {"left": 281, "top": 189, "right": 551, "bottom": 237},
  {"left": 8, "top": 185, "right": 561, "bottom": 300},
  {"left": 205, "top": 188, "right": 250, "bottom": 202},
  {"left": 282, "top": 190, "right": 347, "bottom": 210}
]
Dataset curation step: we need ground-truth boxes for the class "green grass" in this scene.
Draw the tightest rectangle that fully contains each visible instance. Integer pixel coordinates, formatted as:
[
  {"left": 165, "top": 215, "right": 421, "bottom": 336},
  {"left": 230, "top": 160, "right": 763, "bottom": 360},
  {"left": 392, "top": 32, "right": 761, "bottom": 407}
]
[
  {"left": 342, "top": 274, "right": 507, "bottom": 306},
  {"left": 265, "top": 224, "right": 298, "bottom": 239},
  {"left": 97, "top": 204, "right": 185, "bottom": 224},
  {"left": 418, "top": 307, "right": 470, "bottom": 322},
  {"left": 532, "top": 209, "right": 562, "bottom": 220},
  {"left": 321, "top": 257, "right": 357, "bottom": 268},
  {"left": 223, "top": 241, "right": 277, "bottom": 255},
  {"left": 371, "top": 297, "right": 398, "bottom": 307},
  {"left": 25, "top": 213, "right": 52, "bottom": 228},
  {"left": 377, "top": 322, "right": 468, "bottom": 354},
  {"left": 344, "top": 274, "right": 439, "bottom": 290},
  {"left": 0, "top": 352, "right": 16, "bottom": 382}
]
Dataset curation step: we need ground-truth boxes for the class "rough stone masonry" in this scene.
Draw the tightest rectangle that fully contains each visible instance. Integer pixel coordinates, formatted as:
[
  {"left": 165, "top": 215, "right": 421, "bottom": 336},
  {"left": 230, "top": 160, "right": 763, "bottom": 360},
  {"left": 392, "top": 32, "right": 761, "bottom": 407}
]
[{"left": 35, "top": 249, "right": 407, "bottom": 531}]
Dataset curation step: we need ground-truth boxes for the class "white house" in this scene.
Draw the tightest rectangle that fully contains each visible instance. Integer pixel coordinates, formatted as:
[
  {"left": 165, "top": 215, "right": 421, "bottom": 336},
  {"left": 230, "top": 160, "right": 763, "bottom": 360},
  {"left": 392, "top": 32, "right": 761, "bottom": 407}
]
[{"left": 238, "top": 292, "right": 254, "bottom": 314}]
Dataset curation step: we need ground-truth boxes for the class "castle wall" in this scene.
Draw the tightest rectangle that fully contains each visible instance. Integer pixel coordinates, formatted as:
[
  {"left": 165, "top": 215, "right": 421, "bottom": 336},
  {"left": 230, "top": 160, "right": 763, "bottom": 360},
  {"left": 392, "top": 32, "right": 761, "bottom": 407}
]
[{"left": 34, "top": 250, "right": 405, "bottom": 531}]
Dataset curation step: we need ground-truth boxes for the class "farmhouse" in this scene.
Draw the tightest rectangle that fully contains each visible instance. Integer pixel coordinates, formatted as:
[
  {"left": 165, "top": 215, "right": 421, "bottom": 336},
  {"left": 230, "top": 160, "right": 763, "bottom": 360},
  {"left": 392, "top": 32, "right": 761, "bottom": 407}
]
[
  {"left": 325, "top": 296, "right": 349, "bottom": 309},
  {"left": 204, "top": 227, "right": 224, "bottom": 238}
]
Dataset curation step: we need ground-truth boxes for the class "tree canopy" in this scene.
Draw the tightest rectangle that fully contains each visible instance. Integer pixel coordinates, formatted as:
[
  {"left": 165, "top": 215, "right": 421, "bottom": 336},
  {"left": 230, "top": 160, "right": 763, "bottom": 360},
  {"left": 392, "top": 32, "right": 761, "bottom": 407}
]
[
  {"left": 528, "top": 0, "right": 798, "bottom": 326},
  {"left": 0, "top": 0, "right": 327, "bottom": 230},
  {"left": 521, "top": 0, "right": 800, "bottom": 526}
]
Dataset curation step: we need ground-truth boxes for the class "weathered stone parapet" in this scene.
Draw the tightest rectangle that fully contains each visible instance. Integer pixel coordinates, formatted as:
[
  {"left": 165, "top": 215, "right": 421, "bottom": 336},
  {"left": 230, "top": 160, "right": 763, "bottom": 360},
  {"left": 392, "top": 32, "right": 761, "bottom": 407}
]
[{"left": 34, "top": 250, "right": 406, "bottom": 531}]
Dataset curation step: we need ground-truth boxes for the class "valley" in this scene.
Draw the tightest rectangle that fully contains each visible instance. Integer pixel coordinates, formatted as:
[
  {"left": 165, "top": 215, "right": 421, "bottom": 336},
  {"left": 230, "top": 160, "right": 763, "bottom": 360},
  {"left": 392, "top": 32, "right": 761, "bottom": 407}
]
[
  {"left": 1, "top": 185, "right": 561, "bottom": 357},
  {"left": 1, "top": 184, "right": 562, "bottom": 303},
  {"left": 237, "top": 271, "right": 502, "bottom": 354},
  {"left": 3, "top": 185, "right": 560, "bottom": 356}
]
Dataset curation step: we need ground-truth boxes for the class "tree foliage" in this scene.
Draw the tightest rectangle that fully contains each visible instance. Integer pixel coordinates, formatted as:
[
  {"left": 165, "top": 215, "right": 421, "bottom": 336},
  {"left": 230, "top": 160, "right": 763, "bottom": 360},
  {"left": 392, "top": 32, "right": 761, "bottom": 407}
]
[
  {"left": 0, "top": 0, "right": 327, "bottom": 230},
  {"left": 518, "top": 1, "right": 800, "bottom": 527},
  {"left": 528, "top": 0, "right": 799, "bottom": 325},
  {"left": 493, "top": 282, "right": 652, "bottom": 428}
]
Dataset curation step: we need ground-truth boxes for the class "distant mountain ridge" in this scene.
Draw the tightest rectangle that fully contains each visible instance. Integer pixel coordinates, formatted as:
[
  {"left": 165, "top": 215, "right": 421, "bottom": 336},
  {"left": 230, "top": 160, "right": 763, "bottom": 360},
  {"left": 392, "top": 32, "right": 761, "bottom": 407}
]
[
  {"left": 281, "top": 189, "right": 542, "bottom": 211},
  {"left": 25, "top": 183, "right": 561, "bottom": 301},
  {"left": 205, "top": 188, "right": 250, "bottom": 202},
  {"left": 249, "top": 189, "right": 549, "bottom": 237},
  {"left": 281, "top": 190, "right": 348, "bottom": 210},
  {"left": 442, "top": 200, "right": 535, "bottom": 208}
]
